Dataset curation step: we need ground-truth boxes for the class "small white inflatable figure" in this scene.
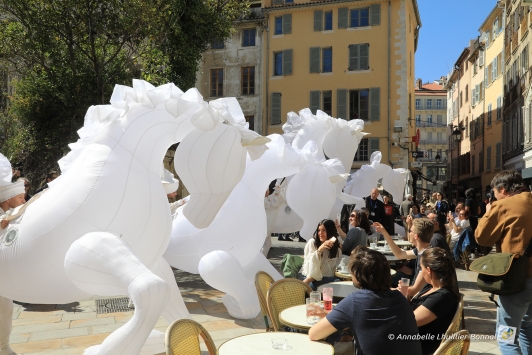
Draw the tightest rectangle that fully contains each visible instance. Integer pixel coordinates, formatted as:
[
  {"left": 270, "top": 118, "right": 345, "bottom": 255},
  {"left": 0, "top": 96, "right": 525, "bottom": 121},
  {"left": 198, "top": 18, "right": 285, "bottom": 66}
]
[
  {"left": 0, "top": 80, "right": 265, "bottom": 355},
  {"left": 164, "top": 134, "right": 303, "bottom": 319}
]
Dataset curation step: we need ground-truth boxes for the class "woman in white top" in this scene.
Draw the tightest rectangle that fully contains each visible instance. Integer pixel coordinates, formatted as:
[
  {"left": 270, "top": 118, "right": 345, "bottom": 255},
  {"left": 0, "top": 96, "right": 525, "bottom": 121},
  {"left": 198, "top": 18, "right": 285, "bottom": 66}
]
[
  {"left": 301, "top": 219, "right": 342, "bottom": 290},
  {"left": 448, "top": 209, "right": 470, "bottom": 248}
]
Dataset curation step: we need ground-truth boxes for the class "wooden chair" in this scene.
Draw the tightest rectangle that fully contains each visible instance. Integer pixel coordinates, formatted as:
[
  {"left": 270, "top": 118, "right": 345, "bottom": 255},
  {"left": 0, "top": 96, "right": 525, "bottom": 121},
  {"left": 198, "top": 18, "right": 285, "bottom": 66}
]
[
  {"left": 266, "top": 278, "right": 312, "bottom": 331},
  {"left": 165, "top": 319, "right": 217, "bottom": 355},
  {"left": 443, "top": 293, "right": 465, "bottom": 338},
  {"left": 433, "top": 330, "right": 470, "bottom": 355},
  {"left": 254, "top": 271, "right": 275, "bottom": 332}
]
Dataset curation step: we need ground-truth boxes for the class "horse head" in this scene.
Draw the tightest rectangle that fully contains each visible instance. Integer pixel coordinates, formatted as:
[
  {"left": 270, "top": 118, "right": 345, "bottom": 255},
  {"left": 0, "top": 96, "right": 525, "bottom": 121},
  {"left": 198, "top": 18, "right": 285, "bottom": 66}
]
[{"left": 323, "top": 118, "right": 368, "bottom": 173}]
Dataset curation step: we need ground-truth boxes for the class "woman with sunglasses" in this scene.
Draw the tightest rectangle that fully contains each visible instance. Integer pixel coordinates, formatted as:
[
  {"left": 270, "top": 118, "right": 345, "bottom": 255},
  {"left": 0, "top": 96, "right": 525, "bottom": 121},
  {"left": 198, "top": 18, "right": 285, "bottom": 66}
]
[
  {"left": 336, "top": 211, "right": 372, "bottom": 256},
  {"left": 448, "top": 209, "right": 470, "bottom": 248}
]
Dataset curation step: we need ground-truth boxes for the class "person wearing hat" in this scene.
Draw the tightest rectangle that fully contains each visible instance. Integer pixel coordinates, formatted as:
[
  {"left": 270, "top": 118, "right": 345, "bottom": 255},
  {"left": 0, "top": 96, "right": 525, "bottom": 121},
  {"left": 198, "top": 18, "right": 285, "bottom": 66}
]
[{"left": 0, "top": 178, "right": 26, "bottom": 229}]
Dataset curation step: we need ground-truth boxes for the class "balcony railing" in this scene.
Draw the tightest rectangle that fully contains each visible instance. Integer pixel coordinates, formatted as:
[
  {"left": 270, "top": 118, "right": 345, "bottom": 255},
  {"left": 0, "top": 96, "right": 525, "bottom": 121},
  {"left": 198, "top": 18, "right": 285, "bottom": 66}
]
[
  {"left": 415, "top": 121, "right": 447, "bottom": 128},
  {"left": 506, "top": 43, "right": 512, "bottom": 62},
  {"left": 512, "top": 32, "right": 519, "bottom": 52},
  {"left": 522, "top": 15, "right": 529, "bottom": 38},
  {"left": 415, "top": 105, "right": 447, "bottom": 111},
  {"left": 418, "top": 139, "right": 447, "bottom": 145}
]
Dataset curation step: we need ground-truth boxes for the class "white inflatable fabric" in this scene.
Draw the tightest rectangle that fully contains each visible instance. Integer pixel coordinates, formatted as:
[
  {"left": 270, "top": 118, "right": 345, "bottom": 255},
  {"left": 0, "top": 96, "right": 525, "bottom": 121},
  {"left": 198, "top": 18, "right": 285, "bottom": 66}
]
[
  {"left": 162, "top": 168, "right": 179, "bottom": 194},
  {"left": 0, "top": 80, "right": 263, "bottom": 355},
  {"left": 322, "top": 117, "right": 367, "bottom": 173},
  {"left": 165, "top": 135, "right": 302, "bottom": 319}
]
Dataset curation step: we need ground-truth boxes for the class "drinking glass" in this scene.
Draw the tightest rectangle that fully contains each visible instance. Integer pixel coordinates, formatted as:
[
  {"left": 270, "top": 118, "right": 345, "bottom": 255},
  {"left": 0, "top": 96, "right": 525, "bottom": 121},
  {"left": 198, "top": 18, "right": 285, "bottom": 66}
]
[
  {"left": 306, "top": 298, "right": 318, "bottom": 325},
  {"left": 309, "top": 291, "right": 321, "bottom": 304},
  {"left": 322, "top": 287, "right": 333, "bottom": 312},
  {"left": 400, "top": 278, "right": 410, "bottom": 297},
  {"left": 271, "top": 337, "right": 292, "bottom": 350},
  {"left": 370, "top": 243, "right": 377, "bottom": 249}
]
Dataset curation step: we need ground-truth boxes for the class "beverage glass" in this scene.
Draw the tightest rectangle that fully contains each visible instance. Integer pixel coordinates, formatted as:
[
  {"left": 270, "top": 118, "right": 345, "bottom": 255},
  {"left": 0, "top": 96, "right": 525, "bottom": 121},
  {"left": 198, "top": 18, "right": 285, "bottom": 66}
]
[
  {"left": 370, "top": 243, "right": 377, "bottom": 249},
  {"left": 271, "top": 337, "right": 292, "bottom": 350},
  {"left": 400, "top": 278, "right": 410, "bottom": 297},
  {"left": 306, "top": 298, "right": 316, "bottom": 325},
  {"left": 341, "top": 265, "right": 349, "bottom": 273},
  {"left": 310, "top": 291, "right": 321, "bottom": 304},
  {"left": 322, "top": 287, "right": 333, "bottom": 312}
]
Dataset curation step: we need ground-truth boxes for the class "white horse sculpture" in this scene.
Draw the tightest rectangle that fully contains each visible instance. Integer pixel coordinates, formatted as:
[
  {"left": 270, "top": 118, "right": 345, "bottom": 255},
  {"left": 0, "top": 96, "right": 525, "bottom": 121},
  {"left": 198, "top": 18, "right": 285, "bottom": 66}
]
[
  {"left": 164, "top": 134, "right": 303, "bottom": 319},
  {"left": 0, "top": 80, "right": 264, "bottom": 355}
]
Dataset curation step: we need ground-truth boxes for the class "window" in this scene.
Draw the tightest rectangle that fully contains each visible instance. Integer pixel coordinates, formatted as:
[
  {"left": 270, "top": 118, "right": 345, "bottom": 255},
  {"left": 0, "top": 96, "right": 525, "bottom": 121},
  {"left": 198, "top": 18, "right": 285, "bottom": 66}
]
[
  {"left": 493, "top": 18, "right": 499, "bottom": 38},
  {"left": 465, "top": 117, "right": 469, "bottom": 137},
  {"left": 437, "top": 115, "right": 442, "bottom": 124},
  {"left": 348, "top": 44, "right": 369, "bottom": 71},
  {"left": 348, "top": 88, "right": 380, "bottom": 121},
  {"left": 497, "top": 96, "right": 502, "bottom": 120},
  {"left": 354, "top": 138, "right": 379, "bottom": 161},
  {"left": 436, "top": 99, "right": 442, "bottom": 110},
  {"left": 460, "top": 91, "right": 463, "bottom": 107},
  {"left": 241, "top": 67, "right": 255, "bottom": 95},
  {"left": 324, "top": 11, "right": 333, "bottom": 30},
  {"left": 437, "top": 132, "right": 442, "bottom": 142},
  {"left": 428, "top": 149, "right": 433, "bottom": 158},
  {"left": 310, "top": 91, "right": 320, "bottom": 113},
  {"left": 522, "top": 45, "right": 529, "bottom": 73},
  {"left": 496, "top": 142, "right": 502, "bottom": 169},
  {"left": 426, "top": 99, "right": 432, "bottom": 109},
  {"left": 274, "top": 50, "right": 293, "bottom": 76},
  {"left": 486, "top": 146, "right": 492, "bottom": 171},
  {"left": 275, "top": 14, "right": 291, "bottom": 35},
  {"left": 465, "top": 85, "right": 468, "bottom": 102},
  {"left": 271, "top": 93, "right": 281, "bottom": 125},
  {"left": 211, "top": 40, "right": 224, "bottom": 49},
  {"left": 427, "top": 114, "right": 432, "bottom": 123},
  {"left": 210, "top": 69, "right": 223, "bottom": 97},
  {"left": 242, "top": 29, "right": 256, "bottom": 47},
  {"left": 323, "top": 48, "right": 332, "bottom": 72},
  {"left": 245, "top": 116, "right": 254, "bottom": 131},
  {"left": 487, "top": 103, "right": 492, "bottom": 126},
  {"left": 428, "top": 132, "right": 433, "bottom": 141},
  {"left": 415, "top": 114, "right": 421, "bottom": 126},
  {"left": 350, "top": 8, "right": 369, "bottom": 28},
  {"left": 415, "top": 99, "right": 420, "bottom": 110},
  {"left": 323, "top": 91, "right": 332, "bottom": 115}
]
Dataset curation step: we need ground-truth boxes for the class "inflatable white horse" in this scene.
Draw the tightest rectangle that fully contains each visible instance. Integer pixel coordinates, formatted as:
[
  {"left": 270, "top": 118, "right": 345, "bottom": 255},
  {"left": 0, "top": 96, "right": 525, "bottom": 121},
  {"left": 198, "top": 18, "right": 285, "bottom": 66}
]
[
  {"left": 0, "top": 80, "right": 265, "bottom": 355},
  {"left": 164, "top": 134, "right": 303, "bottom": 319}
]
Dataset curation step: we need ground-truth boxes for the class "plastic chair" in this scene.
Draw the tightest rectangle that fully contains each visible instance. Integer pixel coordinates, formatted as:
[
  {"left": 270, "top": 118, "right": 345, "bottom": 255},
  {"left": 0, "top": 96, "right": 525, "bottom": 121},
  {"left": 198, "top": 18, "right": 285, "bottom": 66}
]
[
  {"left": 444, "top": 294, "right": 465, "bottom": 338},
  {"left": 266, "top": 278, "right": 313, "bottom": 331},
  {"left": 433, "top": 330, "right": 470, "bottom": 355},
  {"left": 254, "top": 271, "right": 275, "bottom": 332},
  {"left": 165, "top": 319, "right": 217, "bottom": 355}
]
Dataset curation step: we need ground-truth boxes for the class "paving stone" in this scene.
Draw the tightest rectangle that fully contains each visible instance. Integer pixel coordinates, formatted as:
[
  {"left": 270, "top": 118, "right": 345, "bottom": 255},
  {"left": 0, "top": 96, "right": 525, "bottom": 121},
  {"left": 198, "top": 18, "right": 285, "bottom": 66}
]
[
  {"left": 20, "top": 347, "right": 87, "bottom": 355},
  {"left": 10, "top": 339, "right": 62, "bottom": 353},
  {"left": 70, "top": 317, "right": 115, "bottom": 329},
  {"left": 13, "top": 316, "right": 63, "bottom": 327},
  {"left": 208, "top": 326, "right": 258, "bottom": 341},
  {"left": 60, "top": 311, "right": 97, "bottom": 321},
  {"left": 12, "top": 321, "right": 70, "bottom": 335},
  {"left": 10, "top": 333, "right": 30, "bottom": 344},
  {"left": 95, "top": 311, "right": 132, "bottom": 319},
  {"left": 61, "top": 333, "right": 110, "bottom": 348},
  {"left": 18, "top": 311, "right": 65, "bottom": 319},
  {"left": 89, "top": 323, "right": 124, "bottom": 335},
  {"left": 29, "top": 328, "right": 89, "bottom": 342}
]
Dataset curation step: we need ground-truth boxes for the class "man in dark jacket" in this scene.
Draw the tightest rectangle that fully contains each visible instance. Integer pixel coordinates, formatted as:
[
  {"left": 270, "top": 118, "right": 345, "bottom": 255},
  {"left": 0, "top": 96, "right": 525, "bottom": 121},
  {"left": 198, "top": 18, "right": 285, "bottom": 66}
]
[{"left": 364, "top": 188, "right": 385, "bottom": 224}]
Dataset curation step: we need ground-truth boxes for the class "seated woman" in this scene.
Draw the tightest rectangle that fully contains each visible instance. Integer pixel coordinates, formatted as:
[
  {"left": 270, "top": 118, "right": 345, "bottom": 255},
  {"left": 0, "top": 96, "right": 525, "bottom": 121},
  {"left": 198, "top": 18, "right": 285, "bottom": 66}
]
[
  {"left": 448, "top": 209, "right": 470, "bottom": 248},
  {"left": 301, "top": 219, "right": 342, "bottom": 290},
  {"left": 336, "top": 210, "right": 371, "bottom": 255},
  {"left": 309, "top": 246, "right": 422, "bottom": 355},
  {"left": 412, "top": 247, "right": 460, "bottom": 355}
]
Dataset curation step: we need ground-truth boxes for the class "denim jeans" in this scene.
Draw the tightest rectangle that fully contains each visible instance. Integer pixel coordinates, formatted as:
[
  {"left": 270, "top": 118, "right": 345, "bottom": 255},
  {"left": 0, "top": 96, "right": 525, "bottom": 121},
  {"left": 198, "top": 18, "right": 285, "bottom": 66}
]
[
  {"left": 497, "top": 279, "right": 532, "bottom": 354},
  {"left": 309, "top": 276, "right": 337, "bottom": 291}
]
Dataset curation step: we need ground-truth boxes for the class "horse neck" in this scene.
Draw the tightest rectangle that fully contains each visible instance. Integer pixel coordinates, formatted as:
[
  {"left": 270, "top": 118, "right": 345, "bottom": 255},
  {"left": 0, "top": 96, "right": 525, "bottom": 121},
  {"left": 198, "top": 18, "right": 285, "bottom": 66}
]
[{"left": 243, "top": 161, "right": 287, "bottom": 197}]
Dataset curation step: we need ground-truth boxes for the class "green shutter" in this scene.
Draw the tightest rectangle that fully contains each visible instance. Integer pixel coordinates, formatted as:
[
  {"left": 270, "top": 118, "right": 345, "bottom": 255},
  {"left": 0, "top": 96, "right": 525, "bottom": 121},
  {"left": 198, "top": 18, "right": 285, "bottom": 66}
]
[
  {"left": 369, "top": 138, "right": 380, "bottom": 155},
  {"left": 314, "top": 10, "right": 323, "bottom": 31},
  {"left": 370, "top": 87, "right": 380, "bottom": 121},
  {"left": 310, "top": 47, "right": 320, "bottom": 73},
  {"left": 283, "top": 14, "right": 292, "bottom": 34},
  {"left": 273, "top": 0, "right": 283, "bottom": 4},
  {"left": 310, "top": 91, "right": 321, "bottom": 114},
  {"left": 369, "top": 4, "right": 381, "bottom": 26},
  {"left": 271, "top": 93, "right": 281, "bottom": 125},
  {"left": 283, "top": 49, "right": 292, "bottom": 75},
  {"left": 338, "top": 8, "right": 348, "bottom": 29},
  {"left": 337, "top": 89, "right": 347, "bottom": 120},
  {"left": 348, "top": 45, "right": 358, "bottom": 71},
  {"left": 360, "top": 44, "right": 369, "bottom": 70}
]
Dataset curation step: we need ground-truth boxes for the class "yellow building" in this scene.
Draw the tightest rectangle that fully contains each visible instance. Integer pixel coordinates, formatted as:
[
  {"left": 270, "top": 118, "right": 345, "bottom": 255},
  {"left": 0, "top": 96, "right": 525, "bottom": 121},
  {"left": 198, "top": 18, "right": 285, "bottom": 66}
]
[{"left": 261, "top": 0, "right": 421, "bottom": 171}]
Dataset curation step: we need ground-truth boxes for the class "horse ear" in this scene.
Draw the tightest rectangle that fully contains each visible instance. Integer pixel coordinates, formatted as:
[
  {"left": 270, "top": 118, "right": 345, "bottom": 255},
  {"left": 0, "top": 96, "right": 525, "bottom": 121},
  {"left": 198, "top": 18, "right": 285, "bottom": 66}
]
[{"left": 329, "top": 173, "right": 350, "bottom": 184}]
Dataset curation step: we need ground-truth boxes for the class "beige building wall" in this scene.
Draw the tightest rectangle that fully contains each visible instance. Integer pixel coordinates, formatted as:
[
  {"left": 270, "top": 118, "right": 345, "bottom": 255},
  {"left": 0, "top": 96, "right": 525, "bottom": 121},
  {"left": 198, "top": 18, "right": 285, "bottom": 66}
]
[{"left": 261, "top": 0, "right": 420, "bottom": 171}]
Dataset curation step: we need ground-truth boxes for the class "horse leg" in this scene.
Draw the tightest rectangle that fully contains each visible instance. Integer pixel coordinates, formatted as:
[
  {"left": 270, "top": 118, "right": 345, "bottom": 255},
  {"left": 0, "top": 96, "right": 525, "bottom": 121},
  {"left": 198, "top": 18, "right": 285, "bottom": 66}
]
[
  {"left": 199, "top": 251, "right": 260, "bottom": 319},
  {"left": 65, "top": 232, "right": 170, "bottom": 355},
  {"left": 137, "top": 258, "right": 191, "bottom": 355},
  {"left": 0, "top": 296, "right": 16, "bottom": 355}
]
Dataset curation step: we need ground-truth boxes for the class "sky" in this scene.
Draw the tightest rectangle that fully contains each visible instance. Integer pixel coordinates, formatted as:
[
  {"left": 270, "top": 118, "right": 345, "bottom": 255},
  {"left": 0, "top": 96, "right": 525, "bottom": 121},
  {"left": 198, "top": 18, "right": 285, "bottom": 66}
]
[{"left": 415, "top": 0, "right": 499, "bottom": 83}]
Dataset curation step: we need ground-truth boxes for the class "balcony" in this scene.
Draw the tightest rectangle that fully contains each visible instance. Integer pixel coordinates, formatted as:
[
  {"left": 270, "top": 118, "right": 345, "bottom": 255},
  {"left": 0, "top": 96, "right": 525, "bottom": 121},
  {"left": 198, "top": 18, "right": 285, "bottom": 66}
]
[
  {"left": 506, "top": 43, "right": 512, "bottom": 63},
  {"left": 415, "top": 104, "right": 447, "bottom": 111},
  {"left": 522, "top": 15, "right": 529, "bottom": 39},
  {"left": 512, "top": 32, "right": 519, "bottom": 53},
  {"left": 415, "top": 121, "right": 447, "bottom": 128},
  {"left": 418, "top": 139, "right": 447, "bottom": 145}
]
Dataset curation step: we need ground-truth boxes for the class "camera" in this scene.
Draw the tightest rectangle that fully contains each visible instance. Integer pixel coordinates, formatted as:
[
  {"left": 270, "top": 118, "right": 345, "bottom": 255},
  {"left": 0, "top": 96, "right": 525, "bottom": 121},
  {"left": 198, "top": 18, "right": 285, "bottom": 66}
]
[{"left": 486, "top": 189, "right": 497, "bottom": 203}]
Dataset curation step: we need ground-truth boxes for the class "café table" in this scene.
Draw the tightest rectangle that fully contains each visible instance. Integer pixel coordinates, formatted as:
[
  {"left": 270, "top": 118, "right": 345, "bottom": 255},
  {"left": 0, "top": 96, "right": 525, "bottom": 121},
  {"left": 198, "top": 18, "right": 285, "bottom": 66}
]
[
  {"left": 317, "top": 281, "right": 361, "bottom": 302},
  {"left": 279, "top": 304, "right": 335, "bottom": 331},
  {"left": 335, "top": 269, "right": 395, "bottom": 280},
  {"left": 378, "top": 240, "right": 412, "bottom": 248},
  {"left": 218, "top": 331, "right": 334, "bottom": 355}
]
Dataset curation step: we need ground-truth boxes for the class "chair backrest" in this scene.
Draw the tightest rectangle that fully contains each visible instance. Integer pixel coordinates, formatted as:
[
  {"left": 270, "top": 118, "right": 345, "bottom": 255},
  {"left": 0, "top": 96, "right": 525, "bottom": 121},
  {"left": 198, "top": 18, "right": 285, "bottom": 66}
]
[
  {"left": 267, "top": 278, "right": 313, "bottom": 331},
  {"left": 165, "top": 319, "right": 217, "bottom": 355},
  {"left": 433, "top": 330, "right": 470, "bottom": 355},
  {"left": 255, "top": 271, "right": 275, "bottom": 331},
  {"left": 444, "top": 293, "right": 465, "bottom": 339}
]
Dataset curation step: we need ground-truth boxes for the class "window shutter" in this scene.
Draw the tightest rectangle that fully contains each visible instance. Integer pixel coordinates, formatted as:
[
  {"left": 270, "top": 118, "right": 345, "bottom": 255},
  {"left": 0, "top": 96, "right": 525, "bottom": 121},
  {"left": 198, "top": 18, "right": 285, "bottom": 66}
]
[
  {"left": 314, "top": 10, "right": 323, "bottom": 31},
  {"left": 484, "top": 66, "right": 488, "bottom": 87},
  {"left": 310, "top": 47, "right": 321, "bottom": 73},
  {"left": 493, "top": 59, "right": 498, "bottom": 82},
  {"left": 369, "top": 4, "right": 381, "bottom": 26},
  {"left": 283, "top": 14, "right": 292, "bottom": 34},
  {"left": 271, "top": 93, "right": 281, "bottom": 125},
  {"left": 471, "top": 88, "right": 475, "bottom": 106},
  {"left": 496, "top": 142, "right": 501, "bottom": 168},
  {"left": 479, "top": 49, "right": 485, "bottom": 67},
  {"left": 348, "top": 45, "right": 358, "bottom": 70},
  {"left": 337, "top": 89, "right": 347, "bottom": 119},
  {"left": 370, "top": 87, "right": 380, "bottom": 121},
  {"left": 283, "top": 49, "right": 293, "bottom": 75},
  {"left": 310, "top": 91, "right": 321, "bottom": 114},
  {"left": 338, "top": 8, "right": 348, "bottom": 29},
  {"left": 273, "top": 0, "right": 283, "bottom": 4},
  {"left": 360, "top": 44, "right": 369, "bottom": 70},
  {"left": 369, "top": 138, "right": 380, "bottom": 155}
]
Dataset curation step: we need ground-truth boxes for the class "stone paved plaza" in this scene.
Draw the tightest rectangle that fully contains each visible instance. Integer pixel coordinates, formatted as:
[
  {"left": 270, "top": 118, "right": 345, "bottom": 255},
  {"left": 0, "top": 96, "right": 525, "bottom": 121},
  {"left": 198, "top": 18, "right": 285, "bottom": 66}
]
[{"left": 9, "top": 238, "right": 501, "bottom": 354}]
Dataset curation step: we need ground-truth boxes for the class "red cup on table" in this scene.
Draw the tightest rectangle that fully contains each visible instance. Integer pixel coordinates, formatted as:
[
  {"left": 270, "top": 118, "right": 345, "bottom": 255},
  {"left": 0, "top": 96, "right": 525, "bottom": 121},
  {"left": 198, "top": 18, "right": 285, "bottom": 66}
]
[{"left": 322, "top": 287, "right": 333, "bottom": 312}]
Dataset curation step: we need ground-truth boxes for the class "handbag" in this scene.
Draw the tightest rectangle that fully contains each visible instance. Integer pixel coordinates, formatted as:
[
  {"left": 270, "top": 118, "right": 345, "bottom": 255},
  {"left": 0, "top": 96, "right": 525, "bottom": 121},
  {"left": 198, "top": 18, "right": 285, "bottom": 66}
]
[{"left": 470, "top": 240, "right": 532, "bottom": 295}]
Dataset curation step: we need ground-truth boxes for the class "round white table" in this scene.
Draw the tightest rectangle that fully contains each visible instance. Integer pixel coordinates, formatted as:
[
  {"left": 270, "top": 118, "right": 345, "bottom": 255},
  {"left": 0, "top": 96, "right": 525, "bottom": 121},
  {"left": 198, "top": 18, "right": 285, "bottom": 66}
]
[
  {"left": 279, "top": 304, "right": 327, "bottom": 331},
  {"left": 218, "top": 332, "right": 334, "bottom": 355},
  {"left": 378, "top": 240, "right": 412, "bottom": 248},
  {"left": 335, "top": 269, "right": 395, "bottom": 280}
]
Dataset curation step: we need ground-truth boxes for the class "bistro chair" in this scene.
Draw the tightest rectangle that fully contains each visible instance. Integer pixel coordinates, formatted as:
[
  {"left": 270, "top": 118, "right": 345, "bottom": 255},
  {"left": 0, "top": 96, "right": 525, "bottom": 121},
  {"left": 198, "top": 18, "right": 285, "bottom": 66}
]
[
  {"left": 255, "top": 271, "right": 275, "bottom": 332},
  {"left": 267, "top": 278, "right": 312, "bottom": 332},
  {"left": 444, "top": 293, "right": 465, "bottom": 339},
  {"left": 433, "top": 330, "right": 470, "bottom": 355},
  {"left": 165, "top": 319, "right": 217, "bottom": 355}
]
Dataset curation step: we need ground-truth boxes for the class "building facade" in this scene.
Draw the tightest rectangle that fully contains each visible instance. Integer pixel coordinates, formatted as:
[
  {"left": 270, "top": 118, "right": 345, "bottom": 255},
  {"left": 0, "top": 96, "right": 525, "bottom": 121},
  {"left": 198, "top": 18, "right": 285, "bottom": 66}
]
[
  {"left": 261, "top": 0, "right": 421, "bottom": 171},
  {"left": 413, "top": 79, "right": 448, "bottom": 199},
  {"left": 195, "top": 4, "right": 264, "bottom": 133}
]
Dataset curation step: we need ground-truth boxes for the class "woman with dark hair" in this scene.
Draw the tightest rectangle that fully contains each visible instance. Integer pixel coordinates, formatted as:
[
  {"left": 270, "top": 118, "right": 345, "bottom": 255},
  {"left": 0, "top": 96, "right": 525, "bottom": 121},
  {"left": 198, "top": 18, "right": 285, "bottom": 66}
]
[
  {"left": 410, "top": 204, "right": 423, "bottom": 218},
  {"left": 337, "top": 211, "right": 371, "bottom": 256},
  {"left": 309, "top": 246, "right": 422, "bottom": 354},
  {"left": 434, "top": 192, "right": 449, "bottom": 214},
  {"left": 464, "top": 188, "right": 479, "bottom": 233},
  {"left": 448, "top": 209, "right": 470, "bottom": 248},
  {"left": 412, "top": 247, "right": 460, "bottom": 355},
  {"left": 301, "top": 219, "right": 342, "bottom": 290}
]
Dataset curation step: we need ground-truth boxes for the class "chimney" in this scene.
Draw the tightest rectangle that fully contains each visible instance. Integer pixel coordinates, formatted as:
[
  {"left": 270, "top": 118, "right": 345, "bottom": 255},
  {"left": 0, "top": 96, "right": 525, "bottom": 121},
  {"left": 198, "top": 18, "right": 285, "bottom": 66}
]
[{"left": 416, "top": 78, "right": 422, "bottom": 89}]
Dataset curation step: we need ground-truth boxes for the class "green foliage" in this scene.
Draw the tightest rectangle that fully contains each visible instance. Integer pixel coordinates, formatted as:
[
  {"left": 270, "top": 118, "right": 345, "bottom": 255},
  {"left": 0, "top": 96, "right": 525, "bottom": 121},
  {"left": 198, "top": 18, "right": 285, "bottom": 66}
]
[{"left": 0, "top": 0, "right": 248, "bottom": 185}]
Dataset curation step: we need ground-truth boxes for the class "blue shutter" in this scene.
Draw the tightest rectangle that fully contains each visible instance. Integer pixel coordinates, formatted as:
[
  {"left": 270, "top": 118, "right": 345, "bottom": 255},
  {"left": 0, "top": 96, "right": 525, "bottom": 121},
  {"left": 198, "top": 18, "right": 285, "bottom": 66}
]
[
  {"left": 310, "top": 47, "right": 320, "bottom": 73},
  {"left": 338, "top": 8, "right": 348, "bottom": 29}
]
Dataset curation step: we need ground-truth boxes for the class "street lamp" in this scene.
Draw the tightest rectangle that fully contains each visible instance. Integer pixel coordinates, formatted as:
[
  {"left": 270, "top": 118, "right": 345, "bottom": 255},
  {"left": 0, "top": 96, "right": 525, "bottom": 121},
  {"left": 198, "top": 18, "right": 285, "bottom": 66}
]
[{"left": 452, "top": 127, "right": 462, "bottom": 141}]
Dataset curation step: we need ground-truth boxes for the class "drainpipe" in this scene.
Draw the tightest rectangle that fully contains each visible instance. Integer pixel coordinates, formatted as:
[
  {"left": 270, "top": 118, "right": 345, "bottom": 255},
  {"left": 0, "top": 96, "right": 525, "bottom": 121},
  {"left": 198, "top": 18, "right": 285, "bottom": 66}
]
[
  {"left": 264, "top": 11, "right": 270, "bottom": 136},
  {"left": 387, "top": 0, "right": 394, "bottom": 169}
]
